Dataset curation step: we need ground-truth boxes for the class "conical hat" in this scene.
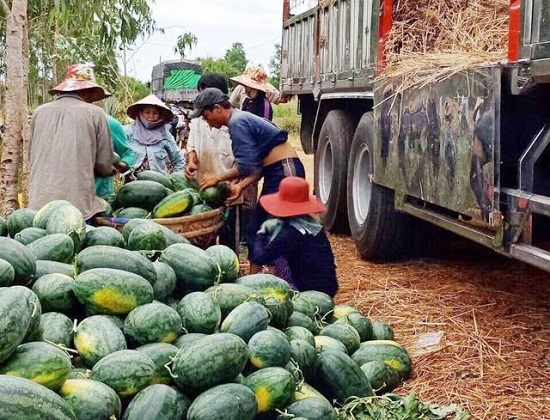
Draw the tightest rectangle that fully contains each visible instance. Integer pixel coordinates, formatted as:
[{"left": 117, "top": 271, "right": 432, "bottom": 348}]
[
  {"left": 49, "top": 63, "right": 111, "bottom": 102},
  {"left": 126, "top": 94, "right": 174, "bottom": 122}
]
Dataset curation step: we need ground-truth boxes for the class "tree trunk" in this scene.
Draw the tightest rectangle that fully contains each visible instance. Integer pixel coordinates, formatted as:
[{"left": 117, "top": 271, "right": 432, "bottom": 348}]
[
  {"left": 21, "top": 18, "right": 30, "bottom": 206},
  {"left": 0, "top": 0, "right": 28, "bottom": 215}
]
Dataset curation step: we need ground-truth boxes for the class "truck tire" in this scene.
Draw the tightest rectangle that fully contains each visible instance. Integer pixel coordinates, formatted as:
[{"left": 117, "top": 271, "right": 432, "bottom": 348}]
[
  {"left": 346, "top": 112, "right": 409, "bottom": 261},
  {"left": 314, "top": 110, "right": 354, "bottom": 231}
]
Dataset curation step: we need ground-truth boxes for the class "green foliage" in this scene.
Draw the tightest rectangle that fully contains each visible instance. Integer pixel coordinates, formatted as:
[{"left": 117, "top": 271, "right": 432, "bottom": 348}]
[
  {"left": 273, "top": 99, "right": 301, "bottom": 135},
  {"left": 199, "top": 43, "right": 248, "bottom": 79},
  {"left": 174, "top": 31, "right": 198, "bottom": 59},
  {"left": 107, "top": 77, "right": 150, "bottom": 122},
  {"left": 268, "top": 43, "right": 282, "bottom": 89}
]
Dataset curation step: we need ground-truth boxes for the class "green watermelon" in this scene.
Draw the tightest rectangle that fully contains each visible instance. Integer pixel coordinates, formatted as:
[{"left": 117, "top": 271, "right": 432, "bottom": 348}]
[
  {"left": 187, "top": 383, "right": 257, "bottom": 420},
  {"left": 14, "top": 227, "right": 47, "bottom": 245},
  {"left": 284, "top": 397, "right": 337, "bottom": 420},
  {"left": 115, "top": 180, "right": 169, "bottom": 211},
  {"left": 26, "top": 233, "right": 75, "bottom": 264},
  {"left": 170, "top": 171, "right": 199, "bottom": 191},
  {"left": 205, "top": 244, "right": 239, "bottom": 283},
  {"left": 289, "top": 338, "right": 318, "bottom": 382},
  {"left": 220, "top": 302, "right": 270, "bottom": 342},
  {"left": 204, "top": 283, "right": 265, "bottom": 318},
  {"left": 243, "top": 367, "right": 296, "bottom": 413},
  {"left": 360, "top": 360, "right": 401, "bottom": 393},
  {"left": 0, "top": 216, "right": 7, "bottom": 236},
  {"left": 0, "top": 341, "right": 72, "bottom": 390},
  {"left": 90, "top": 350, "right": 156, "bottom": 398},
  {"left": 152, "top": 190, "right": 193, "bottom": 218},
  {"left": 0, "top": 236, "right": 37, "bottom": 285},
  {"left": 284, "top": 326, "right": 315, "bottom": 347},
  {"left": 60, "top": 379, "right": 121, "bottom": 420},
  {"left": 136, "top": 343, "right": 179, "bottom": 385},
  {"left": 127, "top": 222, "right": 167, "bottom": 252},
  {"left": 33, "top": 200, "right": 72, "bottom": 229},
  {"left": 319, "top": 323, "right": 361, "bottom": 354},
  {"left": 33, "top": 312, "right": 74, "bottom": 348},
  {"left": 248, "top": 329, "right": 292, "bottom": 369},
  {"left": 351, "top": 340, "right": 412, "bottom": 380},
  {"left": 150, "top": 262, "right": 177, "bottom": 302},
  {"left": 44, "top": 204, "right": 86, "bottom": 250},
  {"left": 74, "top": 315, "right": 127, "bottom": 367},
  {"left": 113, "top": 207, "right": 150, "bottom": 219},
  {"left": 34, "top": 260, "right": 75, "bottom": 279},
  {"left": 370, "top": 321, "right": 395, "bottom": 340},
  {"left": 136, "top": 170, "right": 174, "bottom": 189},
  {"left": 6, "top": 208, "right": 37, "bottom": 237},
  {"left": 31, "top": 273, "right": 76, "bottom": 313},
  {"left": 199, "top": 181, "right": 231, "bottom": 208},
  {"left": 335, "top": 311, "right": 373, "bottom": 342},
  {"left": 314, "top": 335, "right": 348, "bottom": 353},
  {"left": 122, "top": 384, "right": 191, "bottom": 420},
  {"left": 0, "top": 375, "right": 77, "bottom": 420},
  {"left": 173, "top": 333, "right": 207, "bottom": 349},
  {"left": 82, "top": 226, "right": 125, "bottom": 248},
  {"left": 0, "top": 288, "right": 32, "bottom": 363},
  {"left": 0, "top": 258, "right": 15, "bottom": 287},
  {"left": 176, "top": 292, "right": 221, "bottom": 334},
  {"left": 124, "top": 302, "right": 182, "bottom": 345},
  {"left": 299, "top": 290, "right": 335, "bottom": 319},
  {"left": 286, "top": 311, "right": 319, "bottom": 335},
  {"left": 171, "top": 333, "right": 248, "bottom": 394},
  {"left": 188, "top": 204, "right": 213, "bottom": 215}
]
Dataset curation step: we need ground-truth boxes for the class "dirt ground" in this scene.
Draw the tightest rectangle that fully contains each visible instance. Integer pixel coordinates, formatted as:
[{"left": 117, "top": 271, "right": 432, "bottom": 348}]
[{"left": 293, "top": 144, "right": 550, "bottom": 419}]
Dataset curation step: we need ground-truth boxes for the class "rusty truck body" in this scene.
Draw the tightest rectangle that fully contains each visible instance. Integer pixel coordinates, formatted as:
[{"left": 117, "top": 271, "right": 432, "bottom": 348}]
[{"left": 281, "top": 0, "right": 550, "bottom": 271}]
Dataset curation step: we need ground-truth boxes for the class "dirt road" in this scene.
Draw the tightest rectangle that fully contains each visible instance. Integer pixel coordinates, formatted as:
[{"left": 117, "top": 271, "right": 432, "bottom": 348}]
[{"left": 293, "top": 141, "right": 550, "bottom": 419}]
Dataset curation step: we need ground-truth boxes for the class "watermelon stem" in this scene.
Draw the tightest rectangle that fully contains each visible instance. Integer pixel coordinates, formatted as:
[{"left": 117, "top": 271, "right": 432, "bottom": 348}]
[
  {"left": 164, "top": 360, "right": 178, "bottom": 378},
  {"left": 43, "top": 339, "right": 79, "bottom": 355}
]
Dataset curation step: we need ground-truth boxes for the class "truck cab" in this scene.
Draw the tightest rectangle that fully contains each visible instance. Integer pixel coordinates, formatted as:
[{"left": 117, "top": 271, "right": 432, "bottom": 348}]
[{"left": 281, "top": 0, "right": 550, "bottom": 272}]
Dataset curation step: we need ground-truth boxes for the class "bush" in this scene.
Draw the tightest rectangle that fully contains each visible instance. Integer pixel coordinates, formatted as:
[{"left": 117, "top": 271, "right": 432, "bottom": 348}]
[{"left": 273, "top": 99, "right": 301, "bottom": 135}]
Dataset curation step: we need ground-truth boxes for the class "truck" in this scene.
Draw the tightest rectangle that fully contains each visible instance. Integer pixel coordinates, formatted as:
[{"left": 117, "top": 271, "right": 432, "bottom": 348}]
[
  {"left": 151, "top": 59, "right": 202, "bottom": 107},
  {"left": 281, "top": 0, "right": 550, "bottom": 272}
]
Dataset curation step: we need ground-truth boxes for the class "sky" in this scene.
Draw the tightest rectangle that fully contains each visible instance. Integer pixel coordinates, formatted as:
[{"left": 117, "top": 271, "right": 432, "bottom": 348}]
[{"left": 122, "top": 0, "right": 289, "bottom": 82}]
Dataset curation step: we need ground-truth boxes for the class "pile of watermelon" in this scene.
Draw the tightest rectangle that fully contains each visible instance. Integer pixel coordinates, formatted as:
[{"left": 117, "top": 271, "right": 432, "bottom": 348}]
[
  {"left": 0, "top": 200, "right": 412, "bottom": 419},
  {"left": 107, "top": 170, "right": 231, "bottom": 220}
]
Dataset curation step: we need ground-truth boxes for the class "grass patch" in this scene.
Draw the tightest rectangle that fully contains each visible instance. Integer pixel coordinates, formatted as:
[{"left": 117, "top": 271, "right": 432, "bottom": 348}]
[{"left": 273, "top": 98, "right": 301, "bottom": 135}]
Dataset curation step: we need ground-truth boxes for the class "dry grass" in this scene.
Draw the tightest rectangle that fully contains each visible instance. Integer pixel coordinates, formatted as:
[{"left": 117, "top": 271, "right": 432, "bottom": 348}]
[
  {"left": 380, "top": 0, "right": 509, "bottom": 98},
  {"left": 332, "top": 235, "right": 550, "bottom": 419}
]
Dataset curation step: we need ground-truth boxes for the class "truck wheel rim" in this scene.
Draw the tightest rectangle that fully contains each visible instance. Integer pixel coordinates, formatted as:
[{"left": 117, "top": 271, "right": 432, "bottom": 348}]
[
  {"left": 318, "top": 137, "right": 333, "bottom": 204},
  {"left": 352, "top": 143, "right": 372, "bottom": 224}
]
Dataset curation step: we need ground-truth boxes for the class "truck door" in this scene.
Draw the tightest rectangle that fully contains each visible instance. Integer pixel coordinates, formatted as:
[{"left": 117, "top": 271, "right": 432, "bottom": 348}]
[{"left": 520, "top": 0, "right": 550, "bottom": 61}]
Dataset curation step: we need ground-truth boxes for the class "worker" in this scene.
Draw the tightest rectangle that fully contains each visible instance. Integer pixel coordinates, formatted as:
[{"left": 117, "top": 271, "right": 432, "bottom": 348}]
[{"left": 252, "top": 177, "right": 338, "bottom": 297}]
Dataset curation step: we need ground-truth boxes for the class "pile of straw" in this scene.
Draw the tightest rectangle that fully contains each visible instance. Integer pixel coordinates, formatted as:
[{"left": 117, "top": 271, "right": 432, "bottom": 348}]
[
  {"left": 382, "top": 0, "right": 510, "bottom": 90},
  {"left": 332, "top": 234, "right": 550, "bottom": 418}
]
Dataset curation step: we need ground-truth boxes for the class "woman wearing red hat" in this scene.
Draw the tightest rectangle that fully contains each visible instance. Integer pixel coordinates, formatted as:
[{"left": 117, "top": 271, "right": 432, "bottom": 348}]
[{"left": 252, "top": 177, "right": 338, "bottom": 297}]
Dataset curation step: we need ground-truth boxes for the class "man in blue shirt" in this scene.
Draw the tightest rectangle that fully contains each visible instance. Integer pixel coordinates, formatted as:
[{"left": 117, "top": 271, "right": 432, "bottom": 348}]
[{"left": 189, "top": 88, "right": 306, "bottom": 274}]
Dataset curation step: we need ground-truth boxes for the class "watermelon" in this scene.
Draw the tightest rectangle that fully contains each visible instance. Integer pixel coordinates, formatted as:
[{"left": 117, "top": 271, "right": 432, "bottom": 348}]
[
  {"left": 60, "top": 379, "right": 122, "bottom": 420},
  {"left": 7, "top": 286, "right": 42, "bottom": 342},
  {"left": 205, "top": 283, "right": 265, "bottom": 318},
  {"left": 171, "top": 171, "right": 199, "bottom": 191},
  {"left": 317, "top": 349, "right": 374, "bottom": 403},
  {"left": 34, "top": 260, "right": 75, "bottom": 279},
  {"left": 74, "top": 315, "right": 127, "bottom": 367},
  {"left": 115, "top": 180, "right": 169, "bottom": 211},
  {"left": 171, "top": 333, "right": 248, "bottom": 393},
  {"left": 0, "top": 216, "right": 7, "bottom": 236},
  {"left": 370, "top": 321, "right": 395, "bottom": 340},
  {"left": 220, "top": 301, "right": 270, "bottom": 342},
  {"left": 187, "top": 383, "right": 257, "bottom": 420},
  {"left": 0, "top": 288, "right": 32, "bottom": 363},
  {"left": 152, "top": 190, "right": 193, "bottom": 218},
  {"left": 351, "top": 340, "right": 412, "bottom": 379},
  {"left": 360, "top": 360, "right": 401, "bottom": 393},
  {"left": 287, "top": 311, "right": 319, "bottom": 334},
  {"left": 289, "top": 339, "right": 318, "bottom": 382},
  {"left": 113, "top": 207, "right": 150, "bottom": 219},
  {"left": 176, "top": 292, "right": 221, "bottom": 334},
  {"left": 122, "top": 384, "right": 191, "bottom": 420},
  {"left": 205, "top": 244, "right": 239, "bottom": 283},
  {"left": 136, "top": 343, "right": 179, "bottom": 385},
  {"left": 31, "top": 273, "right": 76, "bottom": 313},
  {"left": 73, "top": 268, "right": 154, "bottom": 315},
  {"left": 248, "top": 329, "right": 292, "bottom": 368},
  {"left": 33, "top": 200, "right": 72, "bottom": 229},
  {"left": 159, "top": 243, "right": 221, "bottom": 292},
  {"left": 284, "top": 397, "right": 337, "bottom": 420},
  {"left": 76, "top": 245, "right": 157, "bottom": 286},
  {"left": 0, "top": 258, "right": 15, "bottom": 287},
  {"left": 0, "top": 341, "right": 71, "bottom": 390},
  {"left": 335, "top": 311, "right": 373, "bottom": 342},
  {"left": 292, "top": 295, "right": 317, "bottom": 319},
  {"left": 319, "top": 323, "right": 361, "bottom": 354},
  {"left": 151, "top": 261, "right": 177, "bottom": 302},
  {"left": 188, "top": 203, "right": 213, "bottom": 215},
  {"left": 26, "top": 233, "right": 75, "bottom": 264},
  {"left": 199, "top": 181, "right": 231, "bottom": 208},
  {"left": 44, "top": 203, "right": 86, "bottom": 250},
  {"left": 314, "top": 335, "right": 348, "bottom": 353},
  {"left": 14, "top": 227, "right": 47, "bottom": 245},
  {"left": 0, "top": 236, "right": 37, "bottom": 285},
  {"left": 0, "top": 375, "right": 77, "bottom": 420},
  {"left": 6, "top": 208, "right": 37, "bottom": 237},
  {"left": 67, "top": 368, "right": 90, "bottom": 380},
  {"left": 294, "top": 382, "right": 330, "bottom": 404},
  {"left": 243, "top": 367, "right": 296, "bottom": 413},
  {"left": 122, "top": 218, "right": 190, "bottom": 247},
  {"left": 284, "top": 326, "right": 315, "bottom": 347},
  {"left": 173, "top": 333, "right": 207, "bottom": 349},
  {"left": 124, "top": 302, "right": 182, "bottom": 344},
  {"left": 298, "top": 290, "right": 335, "bottom": 319},
  {"left": 127, "top": 222, "right": 167, "bottom": 252},
  {"left": 33, "top": 312, "right": 74, "bottom": 348},
  {"left": 136, "top": 170, "right": 174, "bottom": 189},
  {"left": 82, "top": 226, "right": 125, "bottom": 248},
  {"left": 331, "top": 304, "right": 360, "bottom": 322},
  {"left": 91, "top": 350, "right": 156, "bottom": 397}
]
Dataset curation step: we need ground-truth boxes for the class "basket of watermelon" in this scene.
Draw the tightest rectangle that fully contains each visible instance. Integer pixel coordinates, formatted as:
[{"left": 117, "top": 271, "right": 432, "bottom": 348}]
[{"left": 95, "top": 171, "right": 231, "bottom": 249}]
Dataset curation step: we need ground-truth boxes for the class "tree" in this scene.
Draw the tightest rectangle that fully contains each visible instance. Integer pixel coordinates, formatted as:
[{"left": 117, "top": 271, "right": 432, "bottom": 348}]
[
  {"left": 198, "top": 43, "right": 248, "bottom": 80},
  {"left": 174, "top": 31, "right": 198, "bottom": 59},
  {"left": 268, "top": 43, "right": 282, "bottom": 88},
  {"left": 0, "top": 0, "right": 28, "bottom": 213}
]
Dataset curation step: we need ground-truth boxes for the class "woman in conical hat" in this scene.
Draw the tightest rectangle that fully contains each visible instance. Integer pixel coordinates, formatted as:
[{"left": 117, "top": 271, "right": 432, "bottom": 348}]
[{"left": 124, "top": 94, "right": 185, "bottom": 175}]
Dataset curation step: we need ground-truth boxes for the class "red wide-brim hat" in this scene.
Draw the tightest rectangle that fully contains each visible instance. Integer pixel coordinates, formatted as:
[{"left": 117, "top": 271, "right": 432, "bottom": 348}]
[{"left": 259, "top": 177, "right": 326, "bottom": 218}]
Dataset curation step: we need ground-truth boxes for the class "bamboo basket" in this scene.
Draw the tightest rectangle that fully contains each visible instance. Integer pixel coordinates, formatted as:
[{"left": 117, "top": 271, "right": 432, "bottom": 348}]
[{"left": 94, "top": 208, "right": 225, "bottom": 249}]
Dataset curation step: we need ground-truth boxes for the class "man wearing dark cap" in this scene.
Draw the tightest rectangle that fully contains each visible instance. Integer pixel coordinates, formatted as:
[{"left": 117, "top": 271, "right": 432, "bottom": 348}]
[{"left": 189, "top": 87, "right": 306, "bottom": 275}]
